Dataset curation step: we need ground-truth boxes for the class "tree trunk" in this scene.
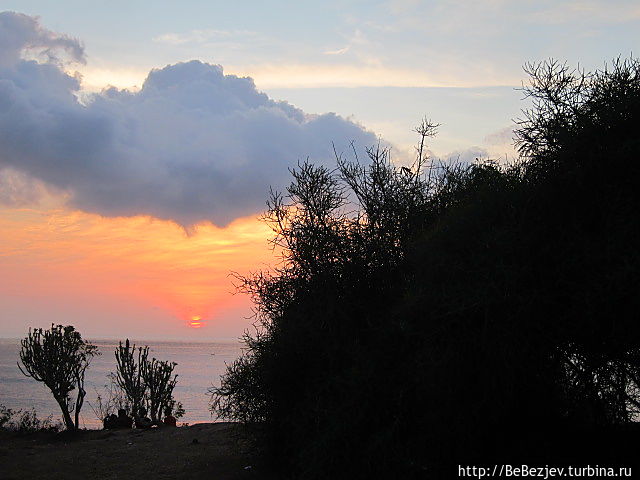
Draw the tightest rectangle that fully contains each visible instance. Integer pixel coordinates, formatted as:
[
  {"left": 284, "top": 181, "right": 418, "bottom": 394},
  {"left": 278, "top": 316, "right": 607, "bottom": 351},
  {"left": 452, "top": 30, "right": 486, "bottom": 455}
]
[
  {"left": 74, "top": 387, "right": 85, "bottom": 430},
  {"left": 55, "top": 396, "right": 75, "bottom": 431}
]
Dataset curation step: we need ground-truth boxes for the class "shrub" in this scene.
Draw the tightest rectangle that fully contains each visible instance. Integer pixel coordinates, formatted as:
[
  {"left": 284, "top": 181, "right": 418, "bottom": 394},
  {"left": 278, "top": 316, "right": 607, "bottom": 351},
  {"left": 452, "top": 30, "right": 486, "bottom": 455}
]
[
  {"left": 0, "top": 405, "right": 63, "bottom": 433},
  {"left": 212, "top": 57, "right": 640, "bottom": 478},
  {"left": 0, "top": 404, "right": 16, "bottom": 429}
]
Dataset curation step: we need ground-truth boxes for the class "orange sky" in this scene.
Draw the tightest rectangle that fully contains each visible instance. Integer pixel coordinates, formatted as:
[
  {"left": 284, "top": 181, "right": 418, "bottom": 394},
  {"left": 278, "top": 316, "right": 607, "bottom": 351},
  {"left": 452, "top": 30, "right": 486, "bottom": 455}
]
[{"left": 0, "top": 203, "right": 274, "bottom": 340}]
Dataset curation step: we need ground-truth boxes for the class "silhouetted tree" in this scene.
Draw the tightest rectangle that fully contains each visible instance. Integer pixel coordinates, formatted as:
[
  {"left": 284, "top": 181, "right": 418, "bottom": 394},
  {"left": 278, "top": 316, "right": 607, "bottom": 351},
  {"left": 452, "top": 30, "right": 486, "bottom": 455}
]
[
  {"left": 142, "top": 357, "right": 178, "bottom": 422},
  {"left": 18, "top": 324, "right": 99, "bottom": 431},
  {"left": 212, "top": 57, "right": 640, "bottom": 478},
  {"left": 114, "top": 339, "right": 182, "bottom": 423},
  {"left": 514, "top": 56, "right": 640, "bottom": 425},
  {"left": 212, "top": 121, "right": 445, "bottom": 475},
  {"left": 114, "top": 339, "right": 148, "bottom": 416}
]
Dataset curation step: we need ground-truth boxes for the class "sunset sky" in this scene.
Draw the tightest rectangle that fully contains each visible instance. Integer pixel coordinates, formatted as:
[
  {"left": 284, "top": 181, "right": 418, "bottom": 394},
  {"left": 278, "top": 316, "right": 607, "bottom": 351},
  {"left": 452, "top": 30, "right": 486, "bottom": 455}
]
[{"left": 1, "top": 1, "right": 638, "bottom": 340}]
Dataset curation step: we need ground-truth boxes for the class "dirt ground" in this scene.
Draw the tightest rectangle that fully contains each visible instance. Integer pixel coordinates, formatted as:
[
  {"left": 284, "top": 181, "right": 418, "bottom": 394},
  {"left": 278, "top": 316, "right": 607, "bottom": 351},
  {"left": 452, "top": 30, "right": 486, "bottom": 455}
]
[{"left": 0, "top": 422, "right": 272, "bottom": 480}]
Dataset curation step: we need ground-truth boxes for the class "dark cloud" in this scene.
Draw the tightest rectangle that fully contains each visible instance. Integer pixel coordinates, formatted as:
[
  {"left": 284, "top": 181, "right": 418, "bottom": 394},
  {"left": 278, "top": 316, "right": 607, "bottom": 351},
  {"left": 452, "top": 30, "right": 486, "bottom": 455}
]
[{"left": 0, "top": 12, "right": 377, "bottom": 226}]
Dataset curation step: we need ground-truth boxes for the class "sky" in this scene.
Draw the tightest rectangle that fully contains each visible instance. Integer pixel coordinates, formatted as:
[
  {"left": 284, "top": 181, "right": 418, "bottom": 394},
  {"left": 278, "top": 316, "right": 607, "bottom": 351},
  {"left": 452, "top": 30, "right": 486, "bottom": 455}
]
[{"left": 0, "top": 1, "right": 638, "bottom": 340}]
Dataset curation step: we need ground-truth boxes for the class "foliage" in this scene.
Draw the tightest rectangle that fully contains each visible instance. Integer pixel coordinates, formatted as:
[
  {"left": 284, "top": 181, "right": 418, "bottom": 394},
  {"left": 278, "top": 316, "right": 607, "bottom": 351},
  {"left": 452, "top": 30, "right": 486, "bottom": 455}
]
[
  {"left": 512, "top": 56, "right": 640, "bottom": 425},
  {"left": 11, "top": 408, "right": 61, "bottom": 433},
  {"left": 18, "top": 324, "right": 99, "bottom": 431},
  {"left": 114, "top": 340, "right": 148, "bottom": 416},
  {"left": 211, "top": 120, "right": 451, "bottom": 473},
  {"left": 211, "top": 56, "right": 640, "bottom": 478},
  {"left": 1, "top": 404, "right": 63, "bottom": 433},
  {"left": 87, "top": 374, "right": 129, "bottom": 423},
  {"left": 114, "top": 339, "right": 181, "bottom": 422},
  {"left": 0, "top": 404, "right": 16, "bottom": 429},
  {"left": 142, "top": 356, "right": 178, "bottom": 421},
  {"left": 170, "top": 400, "right": 185, "bottom": 419}
]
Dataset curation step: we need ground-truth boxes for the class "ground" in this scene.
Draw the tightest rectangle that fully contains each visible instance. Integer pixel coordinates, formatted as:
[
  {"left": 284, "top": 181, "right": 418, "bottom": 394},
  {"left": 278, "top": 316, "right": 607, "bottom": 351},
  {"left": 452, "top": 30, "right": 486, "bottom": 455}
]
[{"left": 0, "top": 422, "right": 271, "bottom": 480}]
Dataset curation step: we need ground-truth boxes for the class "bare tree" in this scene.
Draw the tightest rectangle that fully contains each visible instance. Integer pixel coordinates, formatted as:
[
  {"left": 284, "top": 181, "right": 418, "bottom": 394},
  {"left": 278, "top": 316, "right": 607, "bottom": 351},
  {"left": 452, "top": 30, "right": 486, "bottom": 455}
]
[{"left": 18, "top": 324, "right": 99, "bottom": 431}]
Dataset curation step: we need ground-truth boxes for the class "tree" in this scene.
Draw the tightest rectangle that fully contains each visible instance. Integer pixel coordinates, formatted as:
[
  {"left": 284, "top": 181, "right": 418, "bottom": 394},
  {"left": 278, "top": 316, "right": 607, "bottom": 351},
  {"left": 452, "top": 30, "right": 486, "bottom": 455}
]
[
  {"left": 142, "top": 357, "right": 178, "bottom": 422},
  {"left": 514, "top": 57, "right": 640, "bottom": 424},
  {"left": 516, "top": 56, "right": 640, "bottom": 183},
  {"left": 114, "top": 339, "right": 148, "bottom": 416},
  {"left": 211, "top": 123, "right": 445, "bottom": 474},
  {"left": 114, "top": 339, "right": 182, "bottom": 422},
  {"left": 18, "top": 324, "right": 99, "bottom": 431},
  {"left": 212, "top": 57, "right": 640, "bottom": 478}
]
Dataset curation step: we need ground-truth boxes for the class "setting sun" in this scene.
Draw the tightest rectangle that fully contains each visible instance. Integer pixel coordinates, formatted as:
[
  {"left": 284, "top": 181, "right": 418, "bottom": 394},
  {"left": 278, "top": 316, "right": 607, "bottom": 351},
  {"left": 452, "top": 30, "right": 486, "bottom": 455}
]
[{"left": 189, "top": 316, "right": 203, "bottom": 328}]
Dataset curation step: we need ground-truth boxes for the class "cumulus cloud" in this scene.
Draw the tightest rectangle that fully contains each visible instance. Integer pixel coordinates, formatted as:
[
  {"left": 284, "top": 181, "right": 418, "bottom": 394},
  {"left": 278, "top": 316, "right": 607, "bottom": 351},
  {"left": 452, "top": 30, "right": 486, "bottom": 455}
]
[
  {"left": 0, "top": 12, "right": 377, "bottom": 226},
  {"left": 0, "top": 11, "right": 84, "bottom": 66}
]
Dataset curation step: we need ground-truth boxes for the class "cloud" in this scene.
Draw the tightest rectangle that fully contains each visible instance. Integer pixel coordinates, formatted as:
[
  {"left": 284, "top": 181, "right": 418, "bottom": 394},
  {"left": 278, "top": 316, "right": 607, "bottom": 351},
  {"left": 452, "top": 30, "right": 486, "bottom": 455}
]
[
  {"left": 484, "top": 125, "right": 515, "bottom": 146},
  {"left": 225, "top": 63, "right": 499, "bottom": 88},
  {"left": 0, "top": 11, "right": 84, "bottom": 67},
  {"left": 324, "top": 46, "right": 350, "bottom": 55},
  {"left": 77, "top": 61, "right": 519, "bottom": 91},
  {"left": 0, "top": 12, "right": 378, "bottom": 227},
  {"left": 153, "top": 29, "right": 260, "bottom": 46},
  {"left": 79, "top": 66, "right": 148, "bottom": 91},
  {"left": 0, "top": 168, "right": 51, "bottom": 207},
  {"left": 529, "top": 1, "right": 640, "bottom": 25},
  {"left": 440, "top": 146, "right": 490, "bottom": 165}
]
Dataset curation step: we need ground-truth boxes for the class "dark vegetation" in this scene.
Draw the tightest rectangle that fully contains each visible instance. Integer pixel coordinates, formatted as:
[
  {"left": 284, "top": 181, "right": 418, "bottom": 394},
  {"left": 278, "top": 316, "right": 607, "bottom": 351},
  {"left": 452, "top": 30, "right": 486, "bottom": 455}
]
[
  {"left": 211, "top": 58, "right": 640, "bottom": 478},
  {"left": 18, "top": 325, "right": 98, "bottom": 430},
  {"left": 0, "top": 404, "right": 63, "bottom": 433},
  {"left": 15, "top": 326, "right": 184, "bottom": 430},
  {"left": 114, "top": 339, "right": 184, "bottom": 422}
]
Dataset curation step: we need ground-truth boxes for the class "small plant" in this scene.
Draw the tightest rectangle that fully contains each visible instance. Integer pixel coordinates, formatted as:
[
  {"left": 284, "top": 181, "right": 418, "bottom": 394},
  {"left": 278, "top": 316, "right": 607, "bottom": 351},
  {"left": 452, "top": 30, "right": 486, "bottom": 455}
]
[
  {"left": 170, "top": 400, "right": 185, "bottom": 419},
  {"left": 88, "top": 374, "right": 129, "bottom": 423},
  {"left": 0, "top": 405, "right": 62, "bottom": 433},
  {"left": 0, "top": 404, "right": 16, "bottom": 429},
  {"left": 12, "top": 408, "right": 57, "bottom": 433}
]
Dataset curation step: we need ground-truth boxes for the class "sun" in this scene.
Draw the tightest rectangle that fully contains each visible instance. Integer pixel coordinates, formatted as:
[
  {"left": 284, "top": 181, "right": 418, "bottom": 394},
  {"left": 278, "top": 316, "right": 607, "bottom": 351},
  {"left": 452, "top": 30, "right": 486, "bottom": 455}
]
[{"left": 189, "top": 315, "right": 203, "bottom": 328}]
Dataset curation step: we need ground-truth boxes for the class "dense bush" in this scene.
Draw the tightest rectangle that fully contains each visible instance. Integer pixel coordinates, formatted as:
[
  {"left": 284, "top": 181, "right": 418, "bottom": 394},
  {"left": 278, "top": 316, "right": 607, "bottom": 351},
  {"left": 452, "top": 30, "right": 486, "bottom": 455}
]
[{"left": 212, "top": 58, "right": 640, "bottom": 478}]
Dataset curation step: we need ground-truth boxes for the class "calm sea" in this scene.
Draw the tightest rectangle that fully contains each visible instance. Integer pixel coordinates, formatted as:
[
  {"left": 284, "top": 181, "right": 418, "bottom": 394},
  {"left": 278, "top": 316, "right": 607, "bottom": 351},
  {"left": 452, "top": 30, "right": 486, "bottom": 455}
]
[{"left": 0, "top": 338, "right": 244, "bottom": 429}]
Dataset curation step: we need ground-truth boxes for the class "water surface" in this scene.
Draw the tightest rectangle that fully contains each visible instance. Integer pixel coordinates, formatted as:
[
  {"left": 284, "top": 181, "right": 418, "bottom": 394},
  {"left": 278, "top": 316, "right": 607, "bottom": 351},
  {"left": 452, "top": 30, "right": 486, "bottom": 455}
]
[{"left": 0, "top": 338, "right": 244, "bottom": 429}]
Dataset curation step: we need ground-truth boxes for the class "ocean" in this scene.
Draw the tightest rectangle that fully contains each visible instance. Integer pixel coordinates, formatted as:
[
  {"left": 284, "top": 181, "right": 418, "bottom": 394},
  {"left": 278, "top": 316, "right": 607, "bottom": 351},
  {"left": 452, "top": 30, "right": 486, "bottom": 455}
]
[{"left": 0, "top": 338, "right": 244, "bottom": 429}]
